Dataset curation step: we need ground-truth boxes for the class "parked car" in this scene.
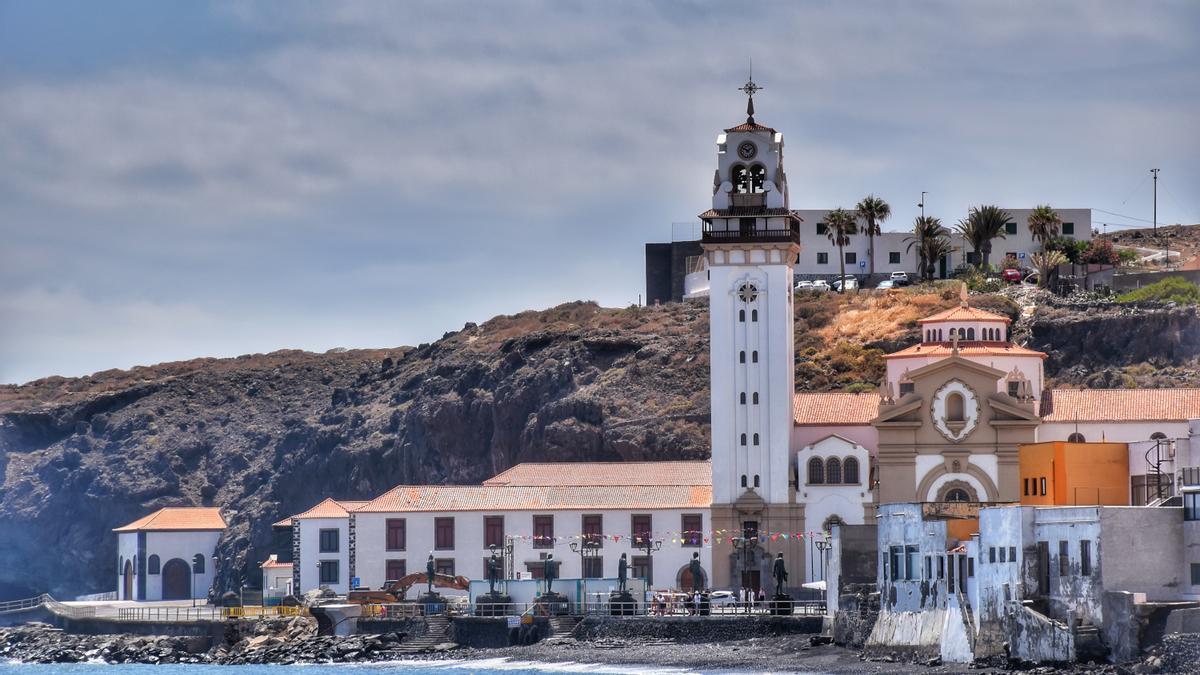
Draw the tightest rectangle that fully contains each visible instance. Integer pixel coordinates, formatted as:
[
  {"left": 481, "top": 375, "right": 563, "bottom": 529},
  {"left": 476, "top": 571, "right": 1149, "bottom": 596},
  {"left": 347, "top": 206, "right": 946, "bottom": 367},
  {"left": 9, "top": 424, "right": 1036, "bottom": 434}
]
[
  {"left": 889, "top": 271, "right": 910, "bottom": 286},
  {"left": 876, "top": 279, "right": 895, "bottom": 290},
  {"left": 832, "top": 277, "right": 859, "bottom": 292},
  {"left": 708, "top": 590, "right": 738, "bottom": 609},
  {"left": 794, "top": 280, "right": 813, "bottom": 290},
  {"left": 810, "top": 279, "right": 830, "bottom": 292},
  {"left": 1001, "top": 268, "right": 1023, "bottom": 284}
]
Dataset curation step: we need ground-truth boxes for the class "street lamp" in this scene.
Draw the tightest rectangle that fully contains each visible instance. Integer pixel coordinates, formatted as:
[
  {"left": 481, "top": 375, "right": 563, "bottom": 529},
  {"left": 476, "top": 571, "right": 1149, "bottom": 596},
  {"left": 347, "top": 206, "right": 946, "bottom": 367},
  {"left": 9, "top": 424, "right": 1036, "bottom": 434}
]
[
  {"left": 815, "top": 537, "right": 832, "bottom": 608},
  {"left": 632, "top": 535, "right": 662, "bottom": 587},
  {"left": 314, "top": 560, "right": 322, "bottom": 594},
  {"left": 919, "top": 192, "right": 927, "bottom": 219}
]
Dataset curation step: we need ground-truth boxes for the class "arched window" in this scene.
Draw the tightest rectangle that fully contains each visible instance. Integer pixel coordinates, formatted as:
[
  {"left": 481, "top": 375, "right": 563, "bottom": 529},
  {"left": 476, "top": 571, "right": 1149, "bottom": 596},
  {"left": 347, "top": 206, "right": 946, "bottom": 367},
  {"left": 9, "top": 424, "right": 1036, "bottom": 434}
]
[
  {"left": 826, "top": 458, "right": 842, "bottom": 484},
  {"left": 808, "top": 458, "right": 825, "bottom": 484},
  {"left": 751, "top": 309, "right": 758, "bottom": 322},
  {"left": 192, "top": 555, "right": 205, "bottom": 574},
  {"left": 944, "top": 488, "right": 970, "bottom": 502},
  {"left": 752, "top": 392, "right": 759, "bottom": 404},
  {"left": 752, "top": 351, "right": 758, "bottom": 363},
  {"left": 740, "top": 392, "right": 747, "bottom": 404},
  {"left": 1067, "top": 432, "right": 1085, "bottom": 443},
  {"left": 938, "top": 329, "right": 943, "bottom": 341},
  {"left": 749, "top": 165, "right": 766, "bottom": 193},
  {"left": 753, "top": 433, "right": 760, "bottom": 446},
  {"left": 753, "top": 475, "right": 761, "bottom": 488},
  {"left": 947, "top": 392, "right": 965, "bottom": 422},
  {"left": 739, "top": 351, "right": 746, "bottom": 363},
  {"left": 741, "top": 475, "right": 748, "bottom": 487},
  {"left": 843, "top": 457, "right": 860, "bottom": 485},
  {"left": 967, "top": 328, "right": 975, "bottom": 340},
  {"left": 740, "top": 433, "right": 747, "bottom": 446},
  {"left": 739, "top": 309, "right": 746, "bottom": 322},
  {"left": 1151, "top": 432, "right": 1167, "bottom": 440},
  {"left": 148, "top": 555, "right": 160, "bottom": 575},
  {"left": 732, "top": 165, "right": 749, "bottom": 194}
]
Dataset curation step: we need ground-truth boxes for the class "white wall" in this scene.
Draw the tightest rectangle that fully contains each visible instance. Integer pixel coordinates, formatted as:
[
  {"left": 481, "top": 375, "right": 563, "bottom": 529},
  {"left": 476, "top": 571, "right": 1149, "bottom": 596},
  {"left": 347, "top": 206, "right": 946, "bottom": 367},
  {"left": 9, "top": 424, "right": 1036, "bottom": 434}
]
[
  {"left": 887, "top": 353, "right": 1044, "bottom": 402},
  {"left": 263, "top": 567, "right": 293, "bottom": 598},
  {"left": 297, "top": 517, "right": 351, "bottom": 594},
  {"left": 350, "top": 509, "right": 712, "bottom": 596},
  {"left": 797, "top": 435, "right": 872, "bottom": 582},
  {"left": 116, "top": 532, "right": 139, "bottom": 600},
  {"left": 1038, "top": 421, "right": 1188, "bottom": 445},
  {"left": 115, "top": 530, "right": 221, "bottom": 601}
]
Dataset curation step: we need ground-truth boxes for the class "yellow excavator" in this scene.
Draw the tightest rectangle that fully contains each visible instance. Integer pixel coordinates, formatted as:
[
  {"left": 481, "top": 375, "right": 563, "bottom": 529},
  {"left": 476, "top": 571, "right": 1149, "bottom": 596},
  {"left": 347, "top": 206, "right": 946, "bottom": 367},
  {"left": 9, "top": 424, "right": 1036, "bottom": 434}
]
[{"left": 346, "top": 572, "right": 471, "bottom": 604}]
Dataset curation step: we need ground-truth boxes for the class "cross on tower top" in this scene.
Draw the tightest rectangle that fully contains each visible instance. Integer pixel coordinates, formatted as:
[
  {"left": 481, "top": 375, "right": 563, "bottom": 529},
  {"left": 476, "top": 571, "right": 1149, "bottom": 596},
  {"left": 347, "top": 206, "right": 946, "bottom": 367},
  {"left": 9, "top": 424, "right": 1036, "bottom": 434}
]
[{"left": 737, "top": 67, "right": 762, "bottom": 124}]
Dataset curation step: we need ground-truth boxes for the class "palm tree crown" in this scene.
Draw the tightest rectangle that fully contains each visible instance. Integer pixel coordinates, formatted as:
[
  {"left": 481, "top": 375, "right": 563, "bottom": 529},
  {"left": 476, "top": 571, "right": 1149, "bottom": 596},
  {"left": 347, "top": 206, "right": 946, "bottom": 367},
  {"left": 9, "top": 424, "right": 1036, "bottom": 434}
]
[
  {"left": 855, "top": 195, "right": 891, "bottom": 277},
  {"left": 905, "top": 215, "right": 951, "bottom": 281},
  {"left": 824, "top": 208, "right": 859, "bottom": 293},
  {"left": 1027, "top": 205, "right": 1062, "bottom": 248},
  {"left": 954, "top": 205, "right": 1011, "bottom": 270}
]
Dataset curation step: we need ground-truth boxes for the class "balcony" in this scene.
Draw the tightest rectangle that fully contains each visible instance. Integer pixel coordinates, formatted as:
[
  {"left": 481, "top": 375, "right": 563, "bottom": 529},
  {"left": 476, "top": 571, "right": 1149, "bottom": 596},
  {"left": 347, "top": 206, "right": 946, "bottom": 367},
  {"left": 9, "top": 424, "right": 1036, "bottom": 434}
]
[{"left": 702, "top": 223, "right": 800, "bottom": 245}]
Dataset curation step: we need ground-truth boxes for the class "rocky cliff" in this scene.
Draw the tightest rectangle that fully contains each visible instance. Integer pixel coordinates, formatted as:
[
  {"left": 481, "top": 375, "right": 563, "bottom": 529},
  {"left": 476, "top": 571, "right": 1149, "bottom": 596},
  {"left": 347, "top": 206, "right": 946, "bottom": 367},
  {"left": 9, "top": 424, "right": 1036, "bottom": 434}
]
[{"left": 3, "top": 290, "right": 1199, "bottom": 600}]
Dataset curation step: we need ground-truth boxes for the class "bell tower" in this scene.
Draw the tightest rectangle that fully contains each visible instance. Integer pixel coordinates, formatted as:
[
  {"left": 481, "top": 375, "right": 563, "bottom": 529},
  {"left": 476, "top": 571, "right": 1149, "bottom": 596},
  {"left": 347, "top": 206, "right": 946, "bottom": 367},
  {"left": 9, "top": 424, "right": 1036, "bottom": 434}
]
[{"left": 702, "top": 77, "right": 804, "bottom": 593}]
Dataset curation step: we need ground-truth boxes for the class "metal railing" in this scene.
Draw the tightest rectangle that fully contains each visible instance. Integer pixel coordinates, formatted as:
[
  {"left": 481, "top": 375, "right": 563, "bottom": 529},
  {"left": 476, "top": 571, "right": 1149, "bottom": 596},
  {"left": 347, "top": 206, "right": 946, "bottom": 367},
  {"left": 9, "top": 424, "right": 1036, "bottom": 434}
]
[
  {"left": 115, "top": 605, "right": 306, "bottom": 622},
  {"left": 0, "top": 594, "right": 47, "bottom": 613},
  {"left": 701, "top": 227, "right": 800, "bottom": 244},
  {"left": 0, "top": 594, "right": 95, "bottom": 619},
  {"left": 74, "top": 591, "right": 118, "bottom": 602},
  {"left": 429, "top": 599, "right": 827, "bottom": 618}
]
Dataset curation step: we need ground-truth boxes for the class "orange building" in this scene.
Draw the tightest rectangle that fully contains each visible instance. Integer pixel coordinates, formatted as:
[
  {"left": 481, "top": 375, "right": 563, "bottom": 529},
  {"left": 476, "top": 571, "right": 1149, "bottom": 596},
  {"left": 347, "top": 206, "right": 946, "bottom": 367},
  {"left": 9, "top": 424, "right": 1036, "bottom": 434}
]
[{"left": 1019, "top": 441, "right": 1129, "bottom": 505}]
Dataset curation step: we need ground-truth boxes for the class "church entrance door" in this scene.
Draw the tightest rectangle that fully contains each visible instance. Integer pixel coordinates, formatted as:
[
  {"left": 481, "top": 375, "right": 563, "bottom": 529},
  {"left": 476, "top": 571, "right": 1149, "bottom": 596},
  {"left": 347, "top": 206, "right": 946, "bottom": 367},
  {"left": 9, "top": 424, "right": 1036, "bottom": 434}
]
[
  {"left": 123, "top": 560, "right": 134, "bottom": 601},
  {"left": 740, "top": 569, "right": 761, "bottom": 594},
  {"left": 161, "top": 558, "right": 191, "bottom": 600}
]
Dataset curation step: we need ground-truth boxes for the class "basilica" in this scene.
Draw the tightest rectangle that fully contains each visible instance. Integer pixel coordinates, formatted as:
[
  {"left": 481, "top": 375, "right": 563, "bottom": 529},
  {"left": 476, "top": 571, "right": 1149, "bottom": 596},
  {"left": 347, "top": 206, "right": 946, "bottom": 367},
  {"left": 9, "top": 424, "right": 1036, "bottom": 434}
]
[{"left": 261, "top": 83, "right": 1200, "bottom": 599}]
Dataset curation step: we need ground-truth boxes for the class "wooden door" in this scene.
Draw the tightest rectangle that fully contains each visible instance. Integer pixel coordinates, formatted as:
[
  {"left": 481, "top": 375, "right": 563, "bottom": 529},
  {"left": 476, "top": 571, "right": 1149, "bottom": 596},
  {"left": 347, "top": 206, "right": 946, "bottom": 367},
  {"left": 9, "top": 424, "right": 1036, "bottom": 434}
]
[
  {"left": 161, "top": 558, "right": 192, "bottom": 600},
  {"left": 123, "top": 560, "right": 134, "bottom": 600}
]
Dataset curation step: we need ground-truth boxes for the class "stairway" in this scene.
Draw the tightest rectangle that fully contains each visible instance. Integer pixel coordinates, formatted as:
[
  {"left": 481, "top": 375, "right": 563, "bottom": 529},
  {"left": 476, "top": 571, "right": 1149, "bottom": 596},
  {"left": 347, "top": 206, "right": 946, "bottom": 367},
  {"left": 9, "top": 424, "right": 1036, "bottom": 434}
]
[
  {"left": 955, "top": 589, "right": 976, "bottom": 655},
  {"left": 546, "top": 616, "right": 580, "bottom": 640},
  {"left": 393, "top": 615, "right": 452, "bottom": 653}
]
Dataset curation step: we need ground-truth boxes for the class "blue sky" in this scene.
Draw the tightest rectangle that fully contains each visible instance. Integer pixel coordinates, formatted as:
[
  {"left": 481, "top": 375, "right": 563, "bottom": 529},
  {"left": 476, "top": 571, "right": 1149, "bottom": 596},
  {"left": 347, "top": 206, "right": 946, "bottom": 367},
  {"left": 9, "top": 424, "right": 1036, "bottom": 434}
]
[{"left": 2, "top": 0, "right": 1198, "bottom": 384}]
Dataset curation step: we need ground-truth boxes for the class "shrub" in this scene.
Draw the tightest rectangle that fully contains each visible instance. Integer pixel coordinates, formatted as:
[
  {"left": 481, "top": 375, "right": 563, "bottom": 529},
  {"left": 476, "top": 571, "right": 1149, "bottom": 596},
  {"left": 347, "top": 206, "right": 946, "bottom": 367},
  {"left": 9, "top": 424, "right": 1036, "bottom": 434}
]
[
  {"left": 1045, "top": 236, "right": 1089, "bottom": 264},
  {"left": 1081, "top": 239, "right": 1120, "bottom": 266},
  {"left": 1116, "top": 277, "right": 1200, "bottom": 305}
]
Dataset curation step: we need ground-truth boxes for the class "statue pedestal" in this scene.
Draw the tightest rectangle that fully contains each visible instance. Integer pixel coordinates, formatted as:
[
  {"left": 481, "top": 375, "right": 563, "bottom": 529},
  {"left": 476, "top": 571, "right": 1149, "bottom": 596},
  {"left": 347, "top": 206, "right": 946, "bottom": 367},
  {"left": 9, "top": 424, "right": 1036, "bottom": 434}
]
[
  {"left": 608, "top": 590, "right": 637, "bottom": 616},
  {"left": 536, "top": 591, "right": 569, "bottom": 616},
  {"left": 474, "top": 592, "right": 513, "bottom": 616},
  {"left": 769, "top": 594, "right": 794, "bottom": 615}
]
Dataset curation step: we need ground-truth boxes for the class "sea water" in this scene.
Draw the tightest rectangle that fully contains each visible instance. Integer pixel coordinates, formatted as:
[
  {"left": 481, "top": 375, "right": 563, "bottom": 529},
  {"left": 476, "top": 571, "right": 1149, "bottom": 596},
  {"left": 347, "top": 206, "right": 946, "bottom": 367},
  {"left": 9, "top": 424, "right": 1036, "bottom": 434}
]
[{"left": 0, "top": 662, "right": 739, "bottom": 675}]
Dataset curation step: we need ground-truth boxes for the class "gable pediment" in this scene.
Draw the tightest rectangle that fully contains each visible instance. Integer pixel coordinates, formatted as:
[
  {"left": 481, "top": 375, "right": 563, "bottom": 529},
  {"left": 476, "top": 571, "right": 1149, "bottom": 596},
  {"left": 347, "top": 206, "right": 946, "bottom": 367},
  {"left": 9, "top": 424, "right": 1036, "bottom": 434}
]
[
  {"left": 905, "top": 354, "right": 1006, "bottom": 383},
  {"left": 872, "top": 397, "right": 923, "bottom": 426}
]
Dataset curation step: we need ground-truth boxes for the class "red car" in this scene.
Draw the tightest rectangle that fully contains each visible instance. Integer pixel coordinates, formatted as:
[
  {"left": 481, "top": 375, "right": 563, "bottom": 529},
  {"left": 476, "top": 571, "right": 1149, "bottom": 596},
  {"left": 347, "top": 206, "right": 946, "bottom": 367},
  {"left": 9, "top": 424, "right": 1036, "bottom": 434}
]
[{"left": 1002, "top": 268, "right": 1023, "bottom": 283}]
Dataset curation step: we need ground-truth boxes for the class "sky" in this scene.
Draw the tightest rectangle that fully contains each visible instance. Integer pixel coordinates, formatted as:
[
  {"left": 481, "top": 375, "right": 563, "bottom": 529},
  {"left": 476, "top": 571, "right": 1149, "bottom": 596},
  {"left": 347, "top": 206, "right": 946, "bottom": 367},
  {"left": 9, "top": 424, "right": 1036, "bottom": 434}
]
[{"left": 1, "top": 0, "right": 1198, "bottom": 384}]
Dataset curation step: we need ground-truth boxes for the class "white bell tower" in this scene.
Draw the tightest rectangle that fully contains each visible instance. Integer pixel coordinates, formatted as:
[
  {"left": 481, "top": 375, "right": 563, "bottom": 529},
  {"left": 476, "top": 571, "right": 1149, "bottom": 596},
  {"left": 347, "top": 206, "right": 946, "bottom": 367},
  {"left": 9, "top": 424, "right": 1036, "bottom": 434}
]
[{"left": 703, "top": 77, "right": 803, "bottom": 591}]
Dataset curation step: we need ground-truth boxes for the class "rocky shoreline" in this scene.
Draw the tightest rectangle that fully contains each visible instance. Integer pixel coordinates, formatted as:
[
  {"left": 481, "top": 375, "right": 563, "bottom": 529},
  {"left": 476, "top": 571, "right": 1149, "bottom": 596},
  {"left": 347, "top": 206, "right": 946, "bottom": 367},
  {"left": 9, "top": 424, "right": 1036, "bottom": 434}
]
[{"left": 3, "top": 621, "right": 1183, "bottom": 673}]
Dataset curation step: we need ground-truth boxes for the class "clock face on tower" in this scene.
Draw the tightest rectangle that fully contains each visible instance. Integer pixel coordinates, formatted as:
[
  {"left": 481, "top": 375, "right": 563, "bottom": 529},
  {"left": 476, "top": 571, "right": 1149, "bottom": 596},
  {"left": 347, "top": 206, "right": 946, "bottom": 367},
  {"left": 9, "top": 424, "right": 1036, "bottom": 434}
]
[{"left": 737, "top": 141, "right": 757, "bottom": 160}]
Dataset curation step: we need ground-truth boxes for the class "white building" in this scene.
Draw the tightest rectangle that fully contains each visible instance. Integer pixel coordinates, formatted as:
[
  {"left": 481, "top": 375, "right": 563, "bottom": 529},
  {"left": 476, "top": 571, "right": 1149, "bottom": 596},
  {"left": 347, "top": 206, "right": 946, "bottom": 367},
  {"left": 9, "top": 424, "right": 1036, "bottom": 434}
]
[
  {"left": 261, "top": 555, "right": 293, "bottom": 600},
  {"left": 114, "top": 507, "right": 225, "bottom": 602},
  {"left": 286, "top": 462, "right": 712, "bottom": 597}
]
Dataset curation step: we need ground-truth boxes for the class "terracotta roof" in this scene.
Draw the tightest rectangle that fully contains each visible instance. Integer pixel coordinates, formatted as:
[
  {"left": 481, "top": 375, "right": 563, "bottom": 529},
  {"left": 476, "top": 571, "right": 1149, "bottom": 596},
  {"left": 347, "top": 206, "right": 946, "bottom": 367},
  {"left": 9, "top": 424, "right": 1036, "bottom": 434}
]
[
  {"left": 724, "top": 121, "right": 777, "bottom": 134},
  {"left": 272, "top": 516, "right": 294, "bottom": 528},
  {"left": 356, "top": 484, "right": 711, "bottom": 513},
  {"left": 919, "top": 306, "right": 1011, "bottom": 324},
  {"left": 884, "top": 343, "right": 1047, "bottom": 360},
  {"left": 792, "top": 392, "right": 881, "bottom": 426},
  {"left": 1041, "top": 388, "right": 1200, "bottom": 423},
  {"left": 114, "top": 507, "right": 226, "bottom": 533},
  {"left": 292, "top": 498, "right": 369, "bottom": 520},
  {"left": 483, "top": 461, "right": 711, "bottom": 487},
  {"left": 698, "top": 207, "right": 800, "bottom": 219},
  {"left": 261, "top": 559, "right": 292, "bottom": 569}
]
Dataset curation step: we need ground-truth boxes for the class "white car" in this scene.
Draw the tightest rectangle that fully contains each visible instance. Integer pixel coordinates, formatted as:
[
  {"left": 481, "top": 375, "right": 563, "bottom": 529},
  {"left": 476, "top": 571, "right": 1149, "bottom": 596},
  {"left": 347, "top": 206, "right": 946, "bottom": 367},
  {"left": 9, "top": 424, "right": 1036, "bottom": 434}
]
[
  {"left": 876, "top": 279, "right": 895, "bottom": 290},
  {"left": 794, "top": 280, "right": 813, "bottom": 290},
  {"left": 810, "top": 279, "right": 830, "bottom": 292},
  {"left": 708, "top": 590, "right": 739, "bottom": 609},
  {"left": 832, "top": 277, "right": 858, "bottom": 292},
  {"left": 890, "top": 271, "right": 910, "bottom": 286}
]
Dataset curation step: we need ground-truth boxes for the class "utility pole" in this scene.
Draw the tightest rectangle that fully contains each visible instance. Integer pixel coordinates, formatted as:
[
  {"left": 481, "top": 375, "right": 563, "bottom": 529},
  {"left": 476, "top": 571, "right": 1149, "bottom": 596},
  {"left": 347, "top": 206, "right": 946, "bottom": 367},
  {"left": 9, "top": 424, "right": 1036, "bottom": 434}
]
[
  {"left": 919, "top": 192, "right": 927, "bottom": 219},
  {"left": 1151, "top": 168, "right": 1159, "bottom": 234}
]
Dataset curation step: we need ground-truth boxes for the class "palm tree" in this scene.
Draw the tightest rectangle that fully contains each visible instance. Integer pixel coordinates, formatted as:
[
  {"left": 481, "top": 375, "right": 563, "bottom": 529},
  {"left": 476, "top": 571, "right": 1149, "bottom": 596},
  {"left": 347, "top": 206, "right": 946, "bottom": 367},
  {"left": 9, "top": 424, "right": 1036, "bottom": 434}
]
[
  {"left": 905, "top": 216, "right": 950, "bottom": 281},
  {"left": 855, "top": 195, "right": 891, "bottom": 277},
  {"left": 1028, "top": 205, "right": 1062, "bottom": 249},
  {"left": 1031, "top": 250, "right": 1067, "bottom": 289},
  {"left": 954, "top": 205, "right": 1011, "bottom": 270},
  {"left": 824, "top": 208, "right": 859, "bottom": 293}
]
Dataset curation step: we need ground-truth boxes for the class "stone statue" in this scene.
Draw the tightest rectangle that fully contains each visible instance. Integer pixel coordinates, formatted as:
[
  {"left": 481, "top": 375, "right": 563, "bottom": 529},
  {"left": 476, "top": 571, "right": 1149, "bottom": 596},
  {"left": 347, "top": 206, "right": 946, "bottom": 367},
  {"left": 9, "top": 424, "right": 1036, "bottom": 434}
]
[
  {"left": 487, "top": 549, "right": 502, "bottom": 595},
  {"left": 617, "top": 553, "right": 628, "bottom": 593},
  {"left": 688, "top": 552, "right": 703, "bottom": 592},
  {"left": 772, "top": 552, "right": 789, "bottom": 597},
  {"left": 426, "top": 554, "right": 435, "bottom": 594},
  {"left": 543, "top": 554, "right": 558, "bottom": 595}
]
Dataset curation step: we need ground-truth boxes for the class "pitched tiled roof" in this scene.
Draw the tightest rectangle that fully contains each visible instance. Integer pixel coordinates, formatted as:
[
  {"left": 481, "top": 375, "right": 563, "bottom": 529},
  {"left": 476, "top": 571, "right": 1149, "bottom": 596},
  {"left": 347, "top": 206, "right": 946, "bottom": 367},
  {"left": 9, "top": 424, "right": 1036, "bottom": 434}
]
[
  {"left": 724, "top": 121, "right": 777, "bottom": 134},
  {"left": 1041, "top": 388, "right": 1200, "bottom": 422},
  {"left": 261, "top": 559, "right": 292, "bottom": 569},
  {"left": 272, "top": 516, "right": 294, "bottom": 528},
  {"left": 884, "top": 343, "right": 1046, "bottom": 360},
  {"left": 792, "top": 392, "right": 881, "bottom": 426},
  {"left": 114, "top": 507, "right": 226, "bottom": 533},
  {"left": 698, "top": 207, "right": 800, "bottom": 219},
  {"left": 292, "top": 498, "right": 369, "bottom": 520},
  {"left": 483, "top": 461, "right": 711, "bottom": 487},
  {"left": 356, "top": 484, "right": 711, "bottom": 513},
  {"left": 919, "top": 306, "right": 1011, "bottom": 324}
]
